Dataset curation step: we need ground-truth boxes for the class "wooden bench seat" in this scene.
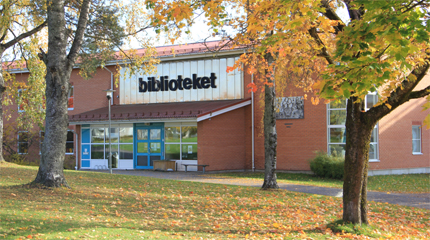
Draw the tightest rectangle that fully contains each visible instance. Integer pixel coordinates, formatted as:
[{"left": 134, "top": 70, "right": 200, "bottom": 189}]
[{"left": 181, "top": 164, "right": 209, "bottom": 173}]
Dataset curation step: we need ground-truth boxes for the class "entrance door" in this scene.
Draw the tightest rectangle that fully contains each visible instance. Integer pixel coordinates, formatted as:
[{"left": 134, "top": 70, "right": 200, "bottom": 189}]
[{"left": 135, "top": 126, "right": 163, "bottom": 169}]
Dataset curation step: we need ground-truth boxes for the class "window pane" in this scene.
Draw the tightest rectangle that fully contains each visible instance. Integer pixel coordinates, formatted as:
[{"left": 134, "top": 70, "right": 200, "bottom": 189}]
[
  {"left": 150, "top": 129, "right": 161, "bottom": 140},
  {"left": 67, "top": 131, "right": 74, "bottom": 141},
  {"left": 137, "top": 156, "right": 147, "bottom": 166},
  {"left": 370, "top": 127, "right": 378, "bottom": 143},
  {"left": 413, "top": 140, "right": 421, "bottom": 153},
  {"left": 165, "top": 144, "right": 180, "bottom": 160},
  {"left": 165, "top": 127, "right": 180, "bottom": 142},
  {"left": 120, "top": 127, "right": 133, "bottom": 143},
  {"left": 106, "top": 127, "right": 119, "bottom": 143},
  {"left": 329, "top": 110, "right": 346, "bottom": 125},
  {"left": 150, "top": 142, "right": 161, "bottom": 153},
  {"left": 182, "top": 144, "right": 197, "bottom": 160},
  {"left": 369, "top": 143, "right": 378, "bottom": 159},
  {"left": 91, "top": 144, "right": 104, "bottom": 159},
  {"left": 329, "top": 100, "right": 346, "bottom": 109},
  {"left": 91, "top": 128, "right": 105, "bottom": 143},
  {"left": 66, "top": 143, "right": 74, "bottom": 153},
  {"left": 366, "top": 94, "right": 377, "bottom": 109},
  {"left": 181, "top": 126, "right": 197, "bottom": 142},
  {"left": 105, "top": 144, "right": 118, "bottom": 159},
  {"left": 329, "top": 144, "right": 346, "bottom": 156},
  {"left": 137, "top": 142, "right": 148, "bottom": 153},
  {"left": 329, "top": 128, "right": 346, "bottom": 143},
  {"left": 19, "top": 143, "right": 28, "bottom": 154},
  {"left": 412, "top": 126, "right": 420, "bottom": 139},
  {"left": 137, "top": 129, "right": 148, "bottom": 140},
  {"left": 68, "top": 86, "right": 74, "bottom": 109},
  {"left": 120, "top": 144, "right": 133, "bottom": 159}
]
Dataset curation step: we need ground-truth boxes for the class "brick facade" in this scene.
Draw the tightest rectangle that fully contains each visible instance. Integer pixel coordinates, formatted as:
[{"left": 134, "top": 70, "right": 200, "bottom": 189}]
[{"left": 3, "top": 43, "right": 429, "bottom": 173}]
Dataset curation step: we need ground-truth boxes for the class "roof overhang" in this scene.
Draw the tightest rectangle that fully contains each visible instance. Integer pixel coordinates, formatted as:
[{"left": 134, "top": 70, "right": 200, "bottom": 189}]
[{"left": 69, "top": 98, "right": 251, "bottom": 125}]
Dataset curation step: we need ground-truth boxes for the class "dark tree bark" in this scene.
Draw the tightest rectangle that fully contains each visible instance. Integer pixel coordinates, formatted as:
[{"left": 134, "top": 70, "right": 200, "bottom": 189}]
[
  {"left": 262, "top": 53, "right": 278, "bottom": 190},
  {"left": 33, "top": 0, "right": 91, "bottom": 187},
  {"left": 342, "top": 99, "right": 375, "bottom": 224},
  {"left": 342, "top": 59, "right": 430, "bottom": 224}
]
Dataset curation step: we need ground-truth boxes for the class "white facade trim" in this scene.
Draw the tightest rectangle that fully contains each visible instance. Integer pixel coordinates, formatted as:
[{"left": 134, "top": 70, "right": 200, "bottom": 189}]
[
  {"left": 197, "top": 99, "right": 251, "bottom": 122},
  {"left": 368, "top": 167, "right": 430, "bottom": 176}
]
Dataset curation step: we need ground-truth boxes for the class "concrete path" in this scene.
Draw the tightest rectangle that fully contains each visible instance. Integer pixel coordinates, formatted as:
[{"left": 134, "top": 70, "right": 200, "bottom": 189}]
[{"left": 91, "top": 169, "right": 430, "bottom": 210}]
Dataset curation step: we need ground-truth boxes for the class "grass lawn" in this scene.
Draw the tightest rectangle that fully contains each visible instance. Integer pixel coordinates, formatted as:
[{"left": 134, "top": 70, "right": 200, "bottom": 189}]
[
  {"left": 1, "top": 162, "right": 429, "bottom": 239},
  {"left": 212, "top": 172, "right": 430, "bottom": 193}
]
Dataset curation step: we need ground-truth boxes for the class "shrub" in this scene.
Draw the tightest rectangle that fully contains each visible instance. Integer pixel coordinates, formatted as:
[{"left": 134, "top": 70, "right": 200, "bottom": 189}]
[{"left": 309, "top": 151, "right": 344, "bottom": 180}]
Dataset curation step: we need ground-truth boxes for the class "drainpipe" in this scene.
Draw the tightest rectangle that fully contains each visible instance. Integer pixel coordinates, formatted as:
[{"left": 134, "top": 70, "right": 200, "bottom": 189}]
[
  {"left": 251, "top": 73, "right": 255, "bottom": 172},
  {"left": 71, "top": 130, "right": 79, "bottom": 170},
  {"left": 103, "top": 67, "right": 114, "bottom": 105}
]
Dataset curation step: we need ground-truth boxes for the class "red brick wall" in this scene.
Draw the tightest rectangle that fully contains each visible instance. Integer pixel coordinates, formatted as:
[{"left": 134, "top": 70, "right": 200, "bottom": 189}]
[
  {"left": 375, "top": 75, "right": 430, "bottom": 170},
  {"left": 197, "top": 106, "right": 249, "bottom": 171},
  {"left": 252, "top": 86, "right": 327, "bottom": 171}
]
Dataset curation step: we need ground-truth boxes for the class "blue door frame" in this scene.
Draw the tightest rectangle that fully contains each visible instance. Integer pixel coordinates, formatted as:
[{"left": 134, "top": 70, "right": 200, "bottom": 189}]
[{"left": 134, "top": 123, "right": 164, "bottom": 169}]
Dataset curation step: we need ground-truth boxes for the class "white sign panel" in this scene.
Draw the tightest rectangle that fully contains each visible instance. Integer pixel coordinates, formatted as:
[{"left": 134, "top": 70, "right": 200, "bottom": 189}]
[{"left": 120, "top": 57, "right": 243, "bottom": 104}]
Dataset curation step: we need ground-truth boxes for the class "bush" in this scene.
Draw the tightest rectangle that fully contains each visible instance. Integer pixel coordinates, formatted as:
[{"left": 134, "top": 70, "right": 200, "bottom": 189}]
[{"left": 309, "top": 151, "right": 344, "bottom": 180}]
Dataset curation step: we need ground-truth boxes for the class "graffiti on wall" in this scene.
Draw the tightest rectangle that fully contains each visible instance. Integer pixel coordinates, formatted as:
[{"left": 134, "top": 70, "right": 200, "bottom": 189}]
[{"left": 275, "top": 96, "right": 304, "bottom": 119}]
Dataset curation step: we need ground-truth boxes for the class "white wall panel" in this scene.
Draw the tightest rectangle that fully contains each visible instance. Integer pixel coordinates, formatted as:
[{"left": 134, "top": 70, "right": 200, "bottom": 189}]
[{"left": 120, "top": 57, "right": 243, "bottom": 104}]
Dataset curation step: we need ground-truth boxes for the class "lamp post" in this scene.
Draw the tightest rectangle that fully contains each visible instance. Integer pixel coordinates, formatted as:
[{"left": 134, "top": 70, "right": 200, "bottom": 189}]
[{"left": 104, "top": 89, "right": 116, "bottom": 174}]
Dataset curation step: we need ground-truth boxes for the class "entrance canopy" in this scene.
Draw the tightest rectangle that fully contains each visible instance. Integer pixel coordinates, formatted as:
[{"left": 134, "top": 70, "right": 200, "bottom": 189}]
[{"left": 69, "top": 98, "right": 251, "bottom": 124}]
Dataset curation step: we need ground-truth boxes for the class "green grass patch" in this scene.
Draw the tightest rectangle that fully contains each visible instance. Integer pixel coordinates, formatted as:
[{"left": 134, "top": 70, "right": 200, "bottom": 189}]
[
  {"left": 212, "top": 172, "right": 430, "bottom": 193},
  {"left": 1, "top": 162, "right": 429, "bottom": 239}
]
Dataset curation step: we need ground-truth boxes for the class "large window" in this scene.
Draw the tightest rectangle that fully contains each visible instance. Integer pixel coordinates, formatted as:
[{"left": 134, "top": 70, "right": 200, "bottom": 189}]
[
  {"left": 327, "top": 93, "right": 379, "bottom": 161},
  {"left": 68, "top": 86, "right": 74, "bottom": 110},
  {"left": 412, "top": 125, "right": 422, "bottom": 154},
  {"left": 18, "top": 131, "right": 28, "bottom": 154},
  {"left": 39, "top": 130, "right": 74, "bottom": 154},
  {"left": 89, "top": 124, "right": 133, "bottom": 160},
  {"left": 165, "top": 125, "right": 197, "bottom": 160}
]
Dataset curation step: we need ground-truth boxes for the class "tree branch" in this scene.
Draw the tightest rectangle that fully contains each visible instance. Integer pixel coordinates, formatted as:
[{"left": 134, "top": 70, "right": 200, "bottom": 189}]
[
  {"left": 320, "top": 0, "right": 345, "bottom": 33},
  {"left": 402, "top": 0, "right": 426, "bottom": 13},
  {"left": 308, "top": 27, "right": 334, "bottom": 64},
  {"left": 409, "top": 85, "right": 430, "bottom": 99},
  {"left": 367, "top": 58, "right": 430, "bottom": 120},
  {"left": 2, "top": 21, "right": 47, "bottom": 50},
  {"left": 67, "top": 0, "right": 91, "bottom": 66}
]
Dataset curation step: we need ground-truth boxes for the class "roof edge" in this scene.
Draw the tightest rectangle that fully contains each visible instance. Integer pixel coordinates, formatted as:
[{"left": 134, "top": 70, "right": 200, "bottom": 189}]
[{"left": 197, "top": 98, "right": 251, "bottom": 122}]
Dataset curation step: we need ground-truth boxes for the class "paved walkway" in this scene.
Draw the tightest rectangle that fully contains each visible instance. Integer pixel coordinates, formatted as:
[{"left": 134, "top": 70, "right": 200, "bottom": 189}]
[{"left": 91, "top": 169, "right": 430, "bottom": 210}]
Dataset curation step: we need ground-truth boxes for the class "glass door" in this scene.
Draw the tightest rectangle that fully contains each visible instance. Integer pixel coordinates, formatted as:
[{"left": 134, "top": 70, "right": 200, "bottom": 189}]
[{"left": 135, "top": 126, "right": 163, "bottom": 169}]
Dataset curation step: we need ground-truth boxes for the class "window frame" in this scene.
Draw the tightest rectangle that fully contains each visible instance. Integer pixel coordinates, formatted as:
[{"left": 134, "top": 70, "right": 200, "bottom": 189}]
[
  {"left": 327, "top": 94, "right": 379, "bottom": 161},
  {"left": 66, "top": 130, "right": 74, "bottom": 155},
  {"left": 68, "top": 86, "right": 74, "bottom": 111},
  {"left": 88, "top": 124, "right": 133, "bottom": 160},
  {"left": 412, "top": 125, "right": 422, "bottom": 154},
  {"left": 17, "top": 131, "right": 29, "bottom": 154},
  {"left": 164, "top": 123, "right": 198, "bottom": 161},
  {"left": 18, "top": 89, "right": 26, "bottom": 113}
]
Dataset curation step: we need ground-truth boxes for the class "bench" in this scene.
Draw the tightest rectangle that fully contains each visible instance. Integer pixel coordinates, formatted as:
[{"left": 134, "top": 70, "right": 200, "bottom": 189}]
[{"left": 181, "top": 164, "right": 209, "bottom": 173}]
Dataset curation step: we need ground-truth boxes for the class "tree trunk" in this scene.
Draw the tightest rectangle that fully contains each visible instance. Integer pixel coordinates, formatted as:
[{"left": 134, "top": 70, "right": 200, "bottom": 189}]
[
  {"left": 33, "top": 0, "right": 72, "bottom": 187},
  {"left": 342, "top": 98, "right": 376, "bottom": 224},
  {"left": 262, "top": 54, "right": 278, "bottom": 190},
  {"left": 361, "top": 160, "right": 369, "bottom": 224},
  {"left": 0, "top": 49, "right": 6, "bottom": 162}
]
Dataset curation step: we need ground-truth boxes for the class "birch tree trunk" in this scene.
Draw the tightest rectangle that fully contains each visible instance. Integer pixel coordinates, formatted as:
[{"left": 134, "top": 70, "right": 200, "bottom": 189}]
[{"left": 262, "top": 54, "right": 278, "bottom": 190}]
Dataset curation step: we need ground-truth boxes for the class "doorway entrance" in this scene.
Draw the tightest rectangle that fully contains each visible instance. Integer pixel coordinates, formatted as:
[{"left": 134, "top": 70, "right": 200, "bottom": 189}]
[{"left": 134, "top": 125, "right": 164, "bottom": 169}]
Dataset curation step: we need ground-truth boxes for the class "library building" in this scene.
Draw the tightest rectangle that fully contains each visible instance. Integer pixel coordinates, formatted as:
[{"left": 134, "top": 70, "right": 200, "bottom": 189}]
[{"left": 6, "top": 41, "right": 430, "bottom": 175}]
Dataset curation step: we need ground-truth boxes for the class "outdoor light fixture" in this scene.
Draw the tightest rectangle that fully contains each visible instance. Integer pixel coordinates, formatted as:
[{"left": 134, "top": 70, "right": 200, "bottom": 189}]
[{"left": 103, "top": 89, "right": 116, "bottom": 174}]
